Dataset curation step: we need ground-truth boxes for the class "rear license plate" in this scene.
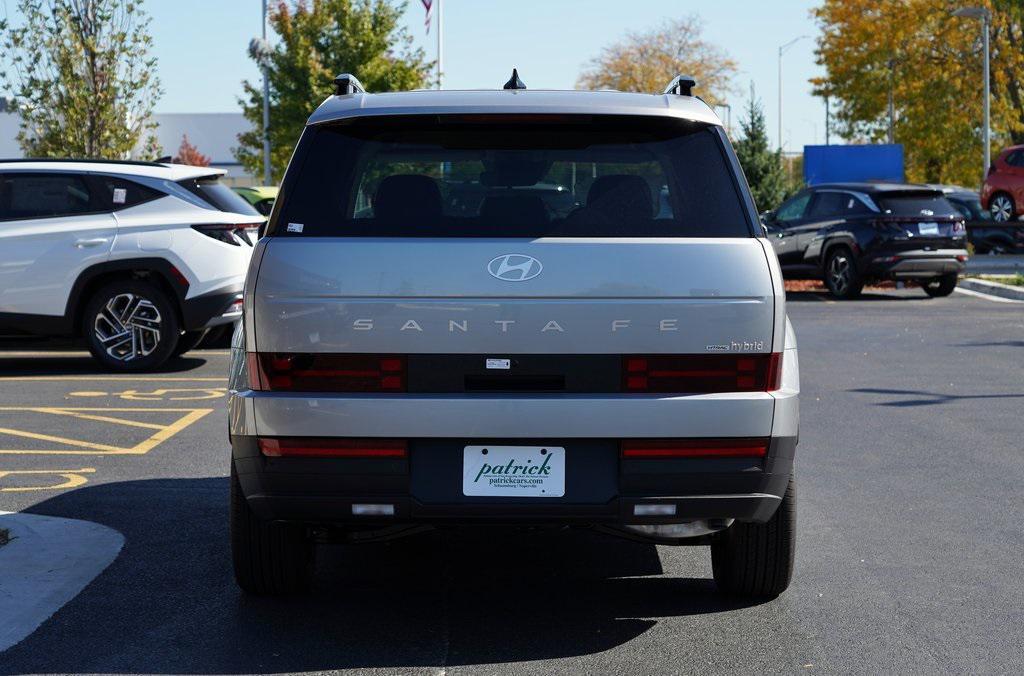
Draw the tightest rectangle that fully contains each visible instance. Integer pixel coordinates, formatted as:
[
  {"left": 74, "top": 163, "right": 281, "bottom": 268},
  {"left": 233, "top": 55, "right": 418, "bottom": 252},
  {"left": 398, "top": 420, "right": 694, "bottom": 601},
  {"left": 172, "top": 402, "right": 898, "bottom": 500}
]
[
  {"left": 462, "top": 445, "right": 565, "bottom": 497},
  {"left": 918, "top": 222, "right": 939, "bottom": 235}
]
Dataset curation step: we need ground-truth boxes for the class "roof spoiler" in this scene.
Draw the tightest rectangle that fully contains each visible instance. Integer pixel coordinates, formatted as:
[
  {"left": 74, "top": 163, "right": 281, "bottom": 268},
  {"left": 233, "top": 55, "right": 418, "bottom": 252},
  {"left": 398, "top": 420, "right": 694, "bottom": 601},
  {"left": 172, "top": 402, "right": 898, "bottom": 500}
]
[
  {"left": 333, "top": 73, "right": 365, "bottom": 96},
  {"left": 663, "top": 75, "right": 697, "bottom": 97}
]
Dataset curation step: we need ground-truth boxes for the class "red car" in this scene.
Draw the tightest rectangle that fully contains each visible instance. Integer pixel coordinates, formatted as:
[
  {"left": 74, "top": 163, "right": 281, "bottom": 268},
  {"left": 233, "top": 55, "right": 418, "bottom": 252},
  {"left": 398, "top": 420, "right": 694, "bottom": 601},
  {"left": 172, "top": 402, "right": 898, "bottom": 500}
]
[{"left": 981, "top": 144, "right": 1024, "bottom": 222}]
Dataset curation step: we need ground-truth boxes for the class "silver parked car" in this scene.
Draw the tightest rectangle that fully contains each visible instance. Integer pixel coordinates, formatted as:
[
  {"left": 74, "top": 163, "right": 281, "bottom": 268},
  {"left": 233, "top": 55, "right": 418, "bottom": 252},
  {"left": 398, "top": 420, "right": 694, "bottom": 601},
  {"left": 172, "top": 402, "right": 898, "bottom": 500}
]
[{"left": 228, "top": 73, "right": 800, "bottom": 597}]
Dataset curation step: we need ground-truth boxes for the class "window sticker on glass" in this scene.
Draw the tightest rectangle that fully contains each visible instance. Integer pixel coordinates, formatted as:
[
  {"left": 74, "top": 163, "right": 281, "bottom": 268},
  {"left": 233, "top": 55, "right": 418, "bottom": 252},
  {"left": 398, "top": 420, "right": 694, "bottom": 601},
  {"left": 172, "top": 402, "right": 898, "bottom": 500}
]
[{"left": 112, "top": 188, "right": 127, "bottom": 204}]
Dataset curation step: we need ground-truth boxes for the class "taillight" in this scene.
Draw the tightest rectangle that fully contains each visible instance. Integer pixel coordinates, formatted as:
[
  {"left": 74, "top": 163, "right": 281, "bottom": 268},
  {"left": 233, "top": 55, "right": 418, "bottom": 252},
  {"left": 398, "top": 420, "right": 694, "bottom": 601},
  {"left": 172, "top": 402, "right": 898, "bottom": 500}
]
[
  {"left": 621, "top": 438, "right": 769, "bottom": 458},
  {"left": 191, "top": 223, "right": 263, "bottom": 246},
  {"left": 623, "top": 354, "right": 782, "bottom": 393},
  {"left": 247, "top": 353, "right": 406, "bottom": 392},
  {"left": 259, "top": 437, "right": 407, "bottom": 458}
]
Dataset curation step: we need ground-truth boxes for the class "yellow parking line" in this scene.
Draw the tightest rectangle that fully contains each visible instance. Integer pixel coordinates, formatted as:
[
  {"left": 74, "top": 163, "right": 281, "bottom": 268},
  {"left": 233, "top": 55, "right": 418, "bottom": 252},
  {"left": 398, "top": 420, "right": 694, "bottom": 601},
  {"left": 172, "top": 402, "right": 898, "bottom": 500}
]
[
  {"left": 34, "top": 407, "right": 165, "bottom": 431},
  {"left": 0, "top": 407, "right": 213, "bottom": 455},
  {"left": 0, "top": 467, "right": 96, "bottom": 492},
  {"left": 0, "top": 426, "right": 126, "bottom": 452},
  {"left": 0, "top": 375, "right": 226, "bottom": 382},
  {"left": 131, "top": 408, "right": 212, "bottom": 455}
]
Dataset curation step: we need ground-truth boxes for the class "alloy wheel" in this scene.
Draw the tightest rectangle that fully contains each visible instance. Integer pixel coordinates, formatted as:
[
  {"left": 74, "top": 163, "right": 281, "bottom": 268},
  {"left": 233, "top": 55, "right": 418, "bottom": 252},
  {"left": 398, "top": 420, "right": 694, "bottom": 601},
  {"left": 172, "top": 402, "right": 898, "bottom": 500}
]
[
  {"left": 93, "top": 293, "right": 163, "bottom": 362},
  {"left": 828, "top": 254, "right": 851, "bottom": 294},
  {"left": 991, "top": 195, "right": 1013, "bottom": 222}
]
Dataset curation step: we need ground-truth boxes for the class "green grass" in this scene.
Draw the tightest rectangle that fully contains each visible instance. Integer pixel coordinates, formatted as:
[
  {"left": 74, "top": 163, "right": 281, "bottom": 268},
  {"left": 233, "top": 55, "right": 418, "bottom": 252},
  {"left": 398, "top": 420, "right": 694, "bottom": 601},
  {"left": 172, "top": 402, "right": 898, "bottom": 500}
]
[{"left": 977, "top": 274, "right": 1024, "bottom": 287}]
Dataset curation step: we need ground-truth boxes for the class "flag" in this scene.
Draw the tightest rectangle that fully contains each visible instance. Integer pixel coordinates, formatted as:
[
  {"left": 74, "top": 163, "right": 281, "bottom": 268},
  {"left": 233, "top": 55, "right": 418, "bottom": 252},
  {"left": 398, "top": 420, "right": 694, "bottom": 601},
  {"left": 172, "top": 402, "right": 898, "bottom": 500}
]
[{"left": 421, "top": 0, "right": 433, "bottom": 34}]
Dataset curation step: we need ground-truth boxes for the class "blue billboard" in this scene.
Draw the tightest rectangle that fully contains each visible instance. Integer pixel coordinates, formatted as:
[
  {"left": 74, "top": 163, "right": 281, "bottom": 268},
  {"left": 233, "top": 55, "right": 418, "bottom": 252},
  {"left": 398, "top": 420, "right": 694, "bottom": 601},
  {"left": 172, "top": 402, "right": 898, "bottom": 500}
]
[{"left": 803, "top": 144, "right": 905, "bottom": 185}]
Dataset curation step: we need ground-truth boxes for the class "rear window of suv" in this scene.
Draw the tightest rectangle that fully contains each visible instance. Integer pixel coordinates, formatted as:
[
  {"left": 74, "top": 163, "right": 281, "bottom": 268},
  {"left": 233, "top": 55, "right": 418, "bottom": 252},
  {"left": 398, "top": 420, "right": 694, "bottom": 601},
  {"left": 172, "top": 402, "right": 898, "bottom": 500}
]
[
  {"left": 876, "top": 192, "right": 960, "bottom": 218},
  {"left": 274, "top": 115, "right": 753, "bottom": 237}
]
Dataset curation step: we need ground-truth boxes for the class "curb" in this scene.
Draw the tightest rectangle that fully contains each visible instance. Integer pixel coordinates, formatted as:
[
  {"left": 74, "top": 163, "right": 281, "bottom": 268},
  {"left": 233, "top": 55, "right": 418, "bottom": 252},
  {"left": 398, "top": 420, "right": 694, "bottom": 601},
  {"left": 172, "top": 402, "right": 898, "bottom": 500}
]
[
  {"left": 0, "top": 511, "right": 124, "bottom": 653},
  {"left": 959, "top": 277, "right": 1024, "bottom": 302}
]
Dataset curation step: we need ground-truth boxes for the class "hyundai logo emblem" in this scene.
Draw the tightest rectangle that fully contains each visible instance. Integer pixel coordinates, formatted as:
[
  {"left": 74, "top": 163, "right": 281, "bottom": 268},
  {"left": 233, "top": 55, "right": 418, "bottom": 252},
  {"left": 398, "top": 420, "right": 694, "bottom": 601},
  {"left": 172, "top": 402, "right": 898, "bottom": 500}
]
[{"left": 487, "top": 254, "right": 543, "bottom": 282}]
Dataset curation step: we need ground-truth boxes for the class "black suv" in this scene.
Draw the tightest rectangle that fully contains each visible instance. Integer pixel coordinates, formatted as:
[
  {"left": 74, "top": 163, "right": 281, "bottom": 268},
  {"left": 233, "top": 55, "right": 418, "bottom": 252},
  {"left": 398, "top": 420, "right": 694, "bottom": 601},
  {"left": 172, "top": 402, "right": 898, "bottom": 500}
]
[{"left": 762, "top": 183, "right": 968, "bottom": 299}]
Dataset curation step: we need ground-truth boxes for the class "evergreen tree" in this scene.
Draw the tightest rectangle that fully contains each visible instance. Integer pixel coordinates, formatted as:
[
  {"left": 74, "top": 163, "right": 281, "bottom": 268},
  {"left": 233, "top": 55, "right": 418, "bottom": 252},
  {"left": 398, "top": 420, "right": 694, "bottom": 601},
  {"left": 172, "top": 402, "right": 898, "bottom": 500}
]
[{"left": 733, "top": 88, "right": 791, "bottom": 212}]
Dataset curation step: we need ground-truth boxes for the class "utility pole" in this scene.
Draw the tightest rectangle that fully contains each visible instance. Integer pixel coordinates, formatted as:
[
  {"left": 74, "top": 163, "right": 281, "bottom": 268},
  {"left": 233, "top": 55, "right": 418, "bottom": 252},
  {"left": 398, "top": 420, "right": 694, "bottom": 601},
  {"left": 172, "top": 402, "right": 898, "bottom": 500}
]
[
  {"left": 437, "top": 0, "right": 443, "bottom": 89},
  {"left": 825, "top": 95, "right": 830, "bottom": 145},
  {"left": 887, "top": 59, "right": 896, "bottom": 145},
  {"left": 952, "top": 6, "right": 993, "bottom": 185},
  {"left": 261, "top": 0, "right": 271, "bottom": 185},
  {"left": 778, "top": 35, "right": 810, "bottom": 153}
]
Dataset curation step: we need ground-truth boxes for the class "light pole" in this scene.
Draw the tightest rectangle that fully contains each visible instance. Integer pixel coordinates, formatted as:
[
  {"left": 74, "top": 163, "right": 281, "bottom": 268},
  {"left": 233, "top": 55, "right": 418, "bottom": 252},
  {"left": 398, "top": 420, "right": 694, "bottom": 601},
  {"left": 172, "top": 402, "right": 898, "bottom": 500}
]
[
  {"left": 953, "top": 6, "right": 992, "bottom": 185},
  {"left": 778, "top": 35, "right": 810, "bottom": 153},
  {"left": 249, "top": 3, "right": 273, "bottom": 185},
  {"left": 260, "top": 0, "right": 271, "bottom": 186}
]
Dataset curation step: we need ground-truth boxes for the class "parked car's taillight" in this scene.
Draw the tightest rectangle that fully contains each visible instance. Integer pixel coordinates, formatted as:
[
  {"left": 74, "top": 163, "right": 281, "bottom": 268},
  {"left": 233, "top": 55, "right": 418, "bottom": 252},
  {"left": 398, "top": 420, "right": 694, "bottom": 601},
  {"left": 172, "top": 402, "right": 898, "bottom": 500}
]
[
  {"left": 192, "top": 223, "right": 263, "bottom": 246},
  {"left": 258, "top": 437, "right": 407, "bottom": 458},
  {"left": 247, "top": 353, "right": 406, "bottom": 392},
  {"left": 953, "top": 220, "right": 966, "bottom": 235},
  {"left": 622, "top": 354, "right": 782, "bottom": 393},
  {"left": 621, "top": 438, "right": 769, "bottom": 458}
]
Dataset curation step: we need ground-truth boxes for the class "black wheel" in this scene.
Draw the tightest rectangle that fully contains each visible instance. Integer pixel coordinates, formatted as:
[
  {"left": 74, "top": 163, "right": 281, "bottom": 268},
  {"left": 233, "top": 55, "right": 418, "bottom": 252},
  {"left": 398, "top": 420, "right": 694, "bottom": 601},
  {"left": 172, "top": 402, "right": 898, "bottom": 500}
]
[
  {"left": 230, "top": 463, "right": 313, "bottom": 595},
  {"left": 82, "top": 280, "right": 180, "bottom": 372},
  {"left": 989, "top": 193, "right": 1015, "bottom": 222},
  {"left": 199, "top": 323, "right": 233, "bottom": 349},
  {"left": 172, "top": 329, "right": 208, "bottom": 357},
  {"left": 922, "top": 273, "right": 958, "bottom": 298},
  {"left": 711, "top": 476, "right": 796, "bottom": 598},
  {"left": 823, "top": 247, "right": 864, "bottom": 299}
]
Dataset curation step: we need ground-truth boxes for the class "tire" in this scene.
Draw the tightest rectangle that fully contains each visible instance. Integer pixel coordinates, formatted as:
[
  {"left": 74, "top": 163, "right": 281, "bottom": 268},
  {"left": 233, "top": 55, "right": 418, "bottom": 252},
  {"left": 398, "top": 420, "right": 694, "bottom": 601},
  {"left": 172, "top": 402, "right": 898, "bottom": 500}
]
[
  {"left": 711, "top": 476, "right": 796, "bottom": 598},
  {"left": 230, "top": 463, "right": 313, "bottom": 595},
  {"left": 989, "top": 193, "right": 1015, "bottom": 222},
  {"left": 823, "top": 247, "right": 864, "bottom": 299},
  {"left": 922, "top": 273, "right": 958, "bottom": 298},
  {"left": 172, "top": 329, "right": 208, "bottom": 357},
  {"left": 82, "top": 280, "right": 180, "bottom": 372}
]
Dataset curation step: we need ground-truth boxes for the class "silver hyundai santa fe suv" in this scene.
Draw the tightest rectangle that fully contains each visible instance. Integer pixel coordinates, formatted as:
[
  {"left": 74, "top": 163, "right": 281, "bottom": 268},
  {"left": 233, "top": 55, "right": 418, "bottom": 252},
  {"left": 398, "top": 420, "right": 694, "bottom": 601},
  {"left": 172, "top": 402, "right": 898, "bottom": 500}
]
[{"left": 228, "top": 73, "right": 800, "bottom": 598}]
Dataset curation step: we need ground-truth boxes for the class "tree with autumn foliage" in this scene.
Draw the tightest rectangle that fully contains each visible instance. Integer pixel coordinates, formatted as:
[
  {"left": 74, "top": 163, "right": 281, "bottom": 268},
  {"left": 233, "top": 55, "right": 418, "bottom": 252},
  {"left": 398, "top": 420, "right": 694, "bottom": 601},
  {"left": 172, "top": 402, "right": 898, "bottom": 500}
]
[
  {"left": 235, "top": 0, "right": 432, "bottom": 182},
  {"left": 173, "top": 134, "right": 210, "bottom": 166},
  {"left": 813, "top": 0, "right": 1024, "bottom": 186},
  {"left": 576, "top": 16, "right": 736, "bottom": 106}
]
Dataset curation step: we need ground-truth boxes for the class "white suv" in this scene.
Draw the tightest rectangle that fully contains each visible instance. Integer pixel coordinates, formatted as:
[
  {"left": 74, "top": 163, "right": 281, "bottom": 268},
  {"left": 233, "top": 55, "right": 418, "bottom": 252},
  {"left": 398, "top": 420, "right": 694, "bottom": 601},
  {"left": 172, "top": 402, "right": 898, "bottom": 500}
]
[{"left": 0, "top": 159, "right": 264, "bottom": 370}]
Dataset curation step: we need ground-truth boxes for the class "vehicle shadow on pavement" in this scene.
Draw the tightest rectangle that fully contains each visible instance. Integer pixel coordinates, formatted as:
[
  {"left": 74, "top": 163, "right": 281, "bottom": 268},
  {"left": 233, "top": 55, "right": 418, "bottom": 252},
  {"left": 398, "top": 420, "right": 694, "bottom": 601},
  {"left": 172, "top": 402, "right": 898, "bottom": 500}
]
[
  {"left": 786, "top": 291, "right": 920, "bottom": 303},
  {"left": 2, "top": 478, "right": 768, "bottom": 673},
  {"left": 0, "top": 353, "right": 210, "bottom": 376},
  {"left": 850, "top": 387, "right": 1024, "bottom": 407}
]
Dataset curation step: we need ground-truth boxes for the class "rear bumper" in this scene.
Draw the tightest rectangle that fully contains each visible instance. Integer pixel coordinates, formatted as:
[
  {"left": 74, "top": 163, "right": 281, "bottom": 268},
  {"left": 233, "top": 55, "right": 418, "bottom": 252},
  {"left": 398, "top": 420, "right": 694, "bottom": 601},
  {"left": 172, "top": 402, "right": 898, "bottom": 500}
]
[
  {"left": 181, "top": 284, "right": 243, "bottom": 330},
  {"left": 231, "top": 435, "right": 796, "bottom": 527},
  {"left": 864, "top": 248, "right": 968, "bottom": 279}
]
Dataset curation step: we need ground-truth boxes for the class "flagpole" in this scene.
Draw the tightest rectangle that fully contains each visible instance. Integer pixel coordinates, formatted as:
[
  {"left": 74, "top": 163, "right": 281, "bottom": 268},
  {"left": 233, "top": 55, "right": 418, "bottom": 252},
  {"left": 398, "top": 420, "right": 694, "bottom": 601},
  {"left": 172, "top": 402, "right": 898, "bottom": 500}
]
[{"left": 437, "top": 0, "right": 443, "bottom": 89}]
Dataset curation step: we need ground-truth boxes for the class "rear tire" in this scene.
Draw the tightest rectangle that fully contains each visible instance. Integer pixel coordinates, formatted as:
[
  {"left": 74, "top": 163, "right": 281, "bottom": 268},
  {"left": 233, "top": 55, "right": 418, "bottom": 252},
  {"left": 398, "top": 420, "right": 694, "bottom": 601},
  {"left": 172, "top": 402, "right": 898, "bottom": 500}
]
[
  {"left": 172, "top": 329, "right": 207, "bottom": 357},
  {"left": 823, "top": 247, "right": 864, "bottom": 299},
  {"left": 82, "top": 280, "right": 180, "bottom": 372},
  {"left": 989, "top": 193, "right": 1015, "bottom": 222},
  {"left": 711, "top": 476, "right": 796, "bottom": 598},
  {"left": 230, "top": 463, "right": 313, "bottom": 595},
  {"left": 922, "top": 273, "right": 958, "bottom": 298}
]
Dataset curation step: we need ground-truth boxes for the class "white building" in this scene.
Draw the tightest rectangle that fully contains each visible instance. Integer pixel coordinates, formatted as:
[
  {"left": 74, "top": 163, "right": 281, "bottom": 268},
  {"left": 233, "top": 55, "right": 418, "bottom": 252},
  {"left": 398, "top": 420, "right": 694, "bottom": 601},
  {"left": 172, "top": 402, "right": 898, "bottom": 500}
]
[{"left": 0, "top": 111, "right": 257, "bottom": 185}]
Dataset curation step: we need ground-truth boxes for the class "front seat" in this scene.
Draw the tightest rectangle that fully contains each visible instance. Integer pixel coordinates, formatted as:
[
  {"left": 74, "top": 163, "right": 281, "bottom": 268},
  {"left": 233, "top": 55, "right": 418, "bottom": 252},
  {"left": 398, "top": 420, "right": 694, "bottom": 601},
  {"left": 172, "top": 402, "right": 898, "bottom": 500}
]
[{"left": 373, "top": 174, "right": 443, "bottom": 228}]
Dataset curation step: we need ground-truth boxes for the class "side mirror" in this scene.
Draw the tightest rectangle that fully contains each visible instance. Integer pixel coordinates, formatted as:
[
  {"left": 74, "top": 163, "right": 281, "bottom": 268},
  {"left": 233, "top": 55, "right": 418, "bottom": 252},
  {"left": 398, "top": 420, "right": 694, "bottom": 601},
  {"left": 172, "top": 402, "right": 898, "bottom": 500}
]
[{"left": 759, "top": 210, "right": 776, "bottom": 226}]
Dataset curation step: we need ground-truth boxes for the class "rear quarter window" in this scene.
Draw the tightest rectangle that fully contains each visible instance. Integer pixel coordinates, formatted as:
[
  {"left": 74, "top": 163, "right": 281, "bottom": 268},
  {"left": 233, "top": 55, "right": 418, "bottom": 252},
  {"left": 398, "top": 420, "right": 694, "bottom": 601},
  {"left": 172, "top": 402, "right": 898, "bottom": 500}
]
[{"left": 273, "top": 115, "right": 754, "bottom": 238}]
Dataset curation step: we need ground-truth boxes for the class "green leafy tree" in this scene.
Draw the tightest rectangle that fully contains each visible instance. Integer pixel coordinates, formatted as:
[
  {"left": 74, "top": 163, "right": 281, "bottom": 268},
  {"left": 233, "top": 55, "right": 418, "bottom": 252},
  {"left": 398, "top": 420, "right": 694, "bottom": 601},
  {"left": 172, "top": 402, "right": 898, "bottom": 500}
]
[
  {"left": 236, "top": 0, "right": 432, "bottom": 182},
  {"left": 733, "top": 89, "right": 791, "bottom": 212},
  {"left": 576, "top": 15, "right": 736, "bottom": 106},
  {"left": 0, "top": 0, "right": 161, "bottom": 158}
]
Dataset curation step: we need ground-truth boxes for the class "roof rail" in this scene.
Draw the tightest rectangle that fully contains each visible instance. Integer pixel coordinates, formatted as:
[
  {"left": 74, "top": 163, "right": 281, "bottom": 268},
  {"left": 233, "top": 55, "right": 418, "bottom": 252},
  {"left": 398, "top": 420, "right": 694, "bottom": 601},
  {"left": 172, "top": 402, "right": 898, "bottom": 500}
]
[
  {"left": 0, "top": 157, "right": 168, "bottom": 167},
  {"left": 663, "top": 75, "right": 697, "bottom": 97},
  {"left": 333, "top": 73, "right": 365, "bottom": 96}
]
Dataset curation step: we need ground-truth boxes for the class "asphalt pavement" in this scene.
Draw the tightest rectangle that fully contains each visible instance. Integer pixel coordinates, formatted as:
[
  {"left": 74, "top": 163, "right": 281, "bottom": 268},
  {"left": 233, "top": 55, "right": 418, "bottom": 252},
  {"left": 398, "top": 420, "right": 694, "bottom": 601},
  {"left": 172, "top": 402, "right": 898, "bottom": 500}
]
[{"left": 1, "top": 286, "right": 1022, "bottom": 674}]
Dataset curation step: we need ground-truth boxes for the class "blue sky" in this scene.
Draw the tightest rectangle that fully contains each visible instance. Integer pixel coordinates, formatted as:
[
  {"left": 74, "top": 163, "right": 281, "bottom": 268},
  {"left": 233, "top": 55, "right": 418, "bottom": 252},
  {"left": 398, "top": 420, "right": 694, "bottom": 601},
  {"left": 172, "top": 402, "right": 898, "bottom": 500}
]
[{"left": 18, "top": 0, "right": 827, "bottom": 151}]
